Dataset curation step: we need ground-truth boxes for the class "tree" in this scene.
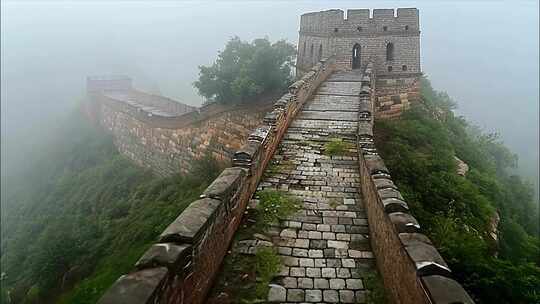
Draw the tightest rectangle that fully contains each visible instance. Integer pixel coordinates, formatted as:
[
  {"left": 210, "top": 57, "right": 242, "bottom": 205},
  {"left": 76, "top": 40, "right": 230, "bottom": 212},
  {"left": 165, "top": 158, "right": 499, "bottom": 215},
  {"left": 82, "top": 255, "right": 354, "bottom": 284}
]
[{"left": 194, "top": 37, "right": 296, "bottom": 104}]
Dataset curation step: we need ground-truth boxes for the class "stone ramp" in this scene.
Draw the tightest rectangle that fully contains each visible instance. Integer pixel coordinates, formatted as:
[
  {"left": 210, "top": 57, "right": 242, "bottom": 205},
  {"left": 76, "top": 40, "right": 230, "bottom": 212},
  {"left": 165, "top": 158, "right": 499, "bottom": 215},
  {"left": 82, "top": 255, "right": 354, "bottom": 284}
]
[{"left": 260, "top": 70, "right": 377, "bottom": 303}]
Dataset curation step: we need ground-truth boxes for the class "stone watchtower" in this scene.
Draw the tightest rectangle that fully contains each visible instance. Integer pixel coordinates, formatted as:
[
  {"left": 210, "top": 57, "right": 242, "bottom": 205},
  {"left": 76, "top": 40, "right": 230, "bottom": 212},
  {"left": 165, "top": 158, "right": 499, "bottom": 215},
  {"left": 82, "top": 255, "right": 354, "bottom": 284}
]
[{"left": 297, "top": 8, "right": 421, "bottom": 118}]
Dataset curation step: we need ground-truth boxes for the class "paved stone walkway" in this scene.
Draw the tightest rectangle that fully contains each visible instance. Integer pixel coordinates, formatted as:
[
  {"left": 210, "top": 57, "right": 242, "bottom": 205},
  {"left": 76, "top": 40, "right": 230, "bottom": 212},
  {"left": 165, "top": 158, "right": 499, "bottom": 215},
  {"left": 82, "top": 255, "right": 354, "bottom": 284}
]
[{"left": 260, "top": 71, "right": 377, "bottom": 303}]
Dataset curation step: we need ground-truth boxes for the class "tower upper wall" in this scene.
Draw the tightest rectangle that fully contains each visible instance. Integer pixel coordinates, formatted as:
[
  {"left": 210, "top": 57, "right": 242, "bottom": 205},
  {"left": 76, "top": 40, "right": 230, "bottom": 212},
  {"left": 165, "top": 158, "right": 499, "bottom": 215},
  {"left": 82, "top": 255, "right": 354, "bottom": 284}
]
[
  {"left": 300, "top": 8, "right": 419, "bottom": 34},
  {"left": 297, "top": 8, "right": 421, "bottom": 76}
]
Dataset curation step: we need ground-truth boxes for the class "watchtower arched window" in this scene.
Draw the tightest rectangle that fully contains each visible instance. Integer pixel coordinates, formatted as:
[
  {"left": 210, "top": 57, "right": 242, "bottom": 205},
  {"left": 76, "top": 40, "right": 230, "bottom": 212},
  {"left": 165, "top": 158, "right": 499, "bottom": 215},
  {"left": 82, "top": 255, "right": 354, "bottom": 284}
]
[
  {"left": 303, "top": 42, "right": 306, "bottom": 56},
  {"left": 310, "top": 44, "right": 314, "bottom": 61},
  {"left": 386, "top": 43, "right": 394, "bottom": 61},
  {"left": 352, "top": 43, "right": 361, "bottom": 69},
  {"left": 318, "top": 44, "right": 323, "bottom": 61}
]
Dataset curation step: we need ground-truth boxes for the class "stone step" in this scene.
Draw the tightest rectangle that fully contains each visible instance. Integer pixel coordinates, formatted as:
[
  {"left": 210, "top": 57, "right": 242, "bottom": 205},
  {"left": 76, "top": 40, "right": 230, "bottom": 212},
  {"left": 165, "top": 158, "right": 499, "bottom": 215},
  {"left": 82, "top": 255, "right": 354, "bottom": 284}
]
[
  {"left": 297, "top": 111, "right": 359, "bottom": 122},
  {"left": 316, "top": 82, "right": 363, "bottom": 96}
]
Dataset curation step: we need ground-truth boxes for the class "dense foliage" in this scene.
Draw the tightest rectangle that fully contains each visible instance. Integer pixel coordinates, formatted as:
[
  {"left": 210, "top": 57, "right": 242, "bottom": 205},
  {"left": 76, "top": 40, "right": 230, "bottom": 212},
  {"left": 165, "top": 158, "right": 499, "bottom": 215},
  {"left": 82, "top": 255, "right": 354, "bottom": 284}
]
[
  {"left": 0, "top": 111, "right": 220, "bottom": 304},
  {"left": 374, "top": 77, "right": 540, "bottom": 303},
  {"left": 194, "top": 37, "right": 296, "bottom": 104}
]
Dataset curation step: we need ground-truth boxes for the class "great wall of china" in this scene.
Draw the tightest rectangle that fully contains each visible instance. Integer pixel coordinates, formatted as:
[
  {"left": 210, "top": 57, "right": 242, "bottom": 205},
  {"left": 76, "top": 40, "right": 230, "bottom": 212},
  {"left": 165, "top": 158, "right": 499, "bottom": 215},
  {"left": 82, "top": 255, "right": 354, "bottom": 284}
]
[{"left": 88, "top": 8, "right": 474, "bottom": 304}]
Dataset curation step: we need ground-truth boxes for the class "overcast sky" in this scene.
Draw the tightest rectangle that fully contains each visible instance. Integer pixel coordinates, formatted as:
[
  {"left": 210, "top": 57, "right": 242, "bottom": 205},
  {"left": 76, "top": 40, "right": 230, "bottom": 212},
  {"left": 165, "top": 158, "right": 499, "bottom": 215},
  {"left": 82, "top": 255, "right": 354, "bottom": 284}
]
[{"left": 1, "top": 0, "right": 538, "bottom": 185}]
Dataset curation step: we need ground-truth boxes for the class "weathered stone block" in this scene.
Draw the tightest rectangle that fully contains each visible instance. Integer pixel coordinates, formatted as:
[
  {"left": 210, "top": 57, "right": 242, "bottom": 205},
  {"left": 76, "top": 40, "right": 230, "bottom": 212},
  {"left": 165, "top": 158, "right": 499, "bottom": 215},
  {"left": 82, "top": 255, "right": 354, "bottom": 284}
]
[
  {"left": 98, "top": 267, "right": 168, "bottom": 304},
  {"left": 382, "top": 197, "right": 409, "bottom": 213},
  {"left": 268, "top": 284, "right": 287, "bottom": 302},
  {"left": 358, "top": 101, "right": 372, "bottom": 115},
  {"left": 364, "top": 155, "right": 389, "bottom": 175},
  {"left": 233, "top": 141, "right": 262, "bottom": 167},
  {"left": 358, "top": 121, "right": 373, "bottom": 138},
  {"left": 373, "top": 178, "right": 397, "bottom": 190},
  {"left": 404, "top": 242, "right": 450, "bottom": 277},
  {"left": 421, "top": 275, "right": 474, "bottom": 304},
  {"left": 388, "top": 212, "right": 420, "bottom": 233},
  {"left": 248, "top": 125, "right": 271, "bottom": 143},
  {"left": 398, "top": 232, "right": 432, "bottom": 247},
  {"left": 377, "top": 188, "right": 404, "bottom": 200},
  {"left": 159, "top": 198, "right": 222, "bottom": 244},
  {"left": 360, "top": 85, "right": 371, "bottom": 96},
  {"left": 135, "top": 243, "right": 192, "bottom": 272},
  {"left": 201, "top": 167, "right": 246, "bottom": 202},
  {"left": 371, "top": 172, "right": 392, "bottom": 180}
]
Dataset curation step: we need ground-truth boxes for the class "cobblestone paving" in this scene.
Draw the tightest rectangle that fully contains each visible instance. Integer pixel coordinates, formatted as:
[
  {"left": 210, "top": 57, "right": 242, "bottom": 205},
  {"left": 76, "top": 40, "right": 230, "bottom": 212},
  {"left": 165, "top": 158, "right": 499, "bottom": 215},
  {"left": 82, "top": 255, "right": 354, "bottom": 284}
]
[{"left": 261, "top": 71, "right": 377, "bottom": 303}]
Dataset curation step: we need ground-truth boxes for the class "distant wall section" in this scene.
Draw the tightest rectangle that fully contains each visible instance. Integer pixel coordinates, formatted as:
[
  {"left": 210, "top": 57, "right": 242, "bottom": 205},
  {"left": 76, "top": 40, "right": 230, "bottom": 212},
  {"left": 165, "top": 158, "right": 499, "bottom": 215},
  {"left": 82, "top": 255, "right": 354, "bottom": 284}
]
[{"left": 86, "top": 76, "right": 271, "bottom": 176}]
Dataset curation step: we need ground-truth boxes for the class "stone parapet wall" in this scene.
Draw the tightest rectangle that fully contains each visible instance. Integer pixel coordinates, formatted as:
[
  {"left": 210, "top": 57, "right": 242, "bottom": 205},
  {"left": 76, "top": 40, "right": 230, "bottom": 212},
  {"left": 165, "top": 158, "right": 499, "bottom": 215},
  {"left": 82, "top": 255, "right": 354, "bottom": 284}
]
[
  {"left": 86, "top": 75, "right": 280, "bottom": 176},
  {"left": 375, "top": 74, "right": 421, "bottom": 119},
  {"left": 357, "top": 63, "right": 474, "bottom": 304},
  {"left": 98, "top": 97, "right": 267, "bottom": 176},
  {"left": 97, "top": 57, "right": 337, "bottom": 304}
]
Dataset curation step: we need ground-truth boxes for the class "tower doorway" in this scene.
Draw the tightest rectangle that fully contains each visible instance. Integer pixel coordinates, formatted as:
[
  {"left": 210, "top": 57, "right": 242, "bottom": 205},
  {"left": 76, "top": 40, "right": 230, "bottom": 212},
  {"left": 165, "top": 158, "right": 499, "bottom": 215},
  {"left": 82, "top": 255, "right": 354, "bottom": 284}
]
[{"left": 352, "top": 44, "right": 361, "bottom": 69}]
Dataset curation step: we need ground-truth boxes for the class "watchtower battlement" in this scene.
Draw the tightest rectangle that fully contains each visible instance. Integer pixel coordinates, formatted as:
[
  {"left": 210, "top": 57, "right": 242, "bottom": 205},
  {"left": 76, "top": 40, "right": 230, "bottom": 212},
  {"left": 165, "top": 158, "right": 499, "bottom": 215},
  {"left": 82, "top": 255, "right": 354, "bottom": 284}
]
[
  {"left": 300, "top": 8, "right": 419, "bottom": 34},
  {"left": 297, "top": 8, "right": 421, "bottom": 78}
]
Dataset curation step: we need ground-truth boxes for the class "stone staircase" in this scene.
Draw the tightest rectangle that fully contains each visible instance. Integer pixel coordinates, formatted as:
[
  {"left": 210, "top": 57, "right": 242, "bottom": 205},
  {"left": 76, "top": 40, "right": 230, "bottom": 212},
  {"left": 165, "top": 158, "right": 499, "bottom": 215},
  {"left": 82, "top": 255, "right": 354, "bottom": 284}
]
[{"left": 258, "top": 71, "right": 377, "bottom": 303}]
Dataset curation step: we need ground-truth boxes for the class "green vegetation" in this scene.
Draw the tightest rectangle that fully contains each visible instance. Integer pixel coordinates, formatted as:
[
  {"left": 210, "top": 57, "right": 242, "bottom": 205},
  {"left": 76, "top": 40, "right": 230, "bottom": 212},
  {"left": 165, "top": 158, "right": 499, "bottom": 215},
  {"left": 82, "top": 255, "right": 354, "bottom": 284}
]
[
  {"left": 265, "top": 159, "right": 296, "bottom": 176},
  {"left": 361, "top": 273, "right": 387, "bottom": 304},
  {"left": 256, "top": 189, "right": 301, "bottom": 227},
  {"left": 0, "top": 111, "right": 220, "bottom": 304},
  {"left": 194, "top": 37, "right": 296, "bottom": 104},
  {"left": 374, "top": 77, "right": 540, "bottom": 303},
  {"left": 254, "top": 247, "right": 281, "bottom": 298},
  {"left": 323, "top": 138, "right": 355, "bottom": 156}
]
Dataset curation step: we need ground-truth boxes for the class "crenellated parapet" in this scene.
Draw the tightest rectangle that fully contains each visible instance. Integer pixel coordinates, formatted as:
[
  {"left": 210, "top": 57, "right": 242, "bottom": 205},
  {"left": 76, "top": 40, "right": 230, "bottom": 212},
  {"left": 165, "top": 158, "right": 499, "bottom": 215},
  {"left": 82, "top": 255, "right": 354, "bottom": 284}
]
[
  {"left": 300, "top": 8, "right": 419, "bottom": 35},
  {"left": 97, "top": 57, "right": 338, "bottom": 304},
  {"left": 356, "top": 63, "right": 474, "bottom": 304}
]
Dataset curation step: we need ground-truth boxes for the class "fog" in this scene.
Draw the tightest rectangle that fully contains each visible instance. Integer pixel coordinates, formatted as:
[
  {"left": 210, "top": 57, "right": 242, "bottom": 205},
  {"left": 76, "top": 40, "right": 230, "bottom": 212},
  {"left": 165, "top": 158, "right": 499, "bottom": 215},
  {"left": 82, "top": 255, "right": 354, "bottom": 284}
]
[{"left": 2, "top": 1, "right": 538, "bottom": 188}]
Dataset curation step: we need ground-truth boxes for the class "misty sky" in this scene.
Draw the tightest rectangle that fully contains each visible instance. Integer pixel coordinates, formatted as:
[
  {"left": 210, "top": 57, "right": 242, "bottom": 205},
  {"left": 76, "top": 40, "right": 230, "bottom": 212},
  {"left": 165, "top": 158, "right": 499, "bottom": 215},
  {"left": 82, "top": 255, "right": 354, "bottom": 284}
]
[{"left": 1, "top": 0, "right": 538, "bottom": 185}]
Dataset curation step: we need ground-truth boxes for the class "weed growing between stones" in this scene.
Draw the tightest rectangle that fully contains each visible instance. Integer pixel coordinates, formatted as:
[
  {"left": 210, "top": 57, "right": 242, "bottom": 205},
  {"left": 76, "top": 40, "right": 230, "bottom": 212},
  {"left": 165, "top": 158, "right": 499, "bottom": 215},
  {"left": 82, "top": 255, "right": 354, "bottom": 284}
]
[
  {"left": 254, "top": 247, "right": 281, "bottom": 298},
  {"left": 264, "top": 159, "right": 296, "bottom": 175},
  {"left": 256, "top": 189, "right": 301, "bottom": 227},
  {"left": 207, "top": 191, "right": 299, "bottom": 303},
  {"left": 328, "top": 197, "right": 341, "bottom": 209},
  {"left": 323, "top": 138, "right": 355, "bottom": 156}
]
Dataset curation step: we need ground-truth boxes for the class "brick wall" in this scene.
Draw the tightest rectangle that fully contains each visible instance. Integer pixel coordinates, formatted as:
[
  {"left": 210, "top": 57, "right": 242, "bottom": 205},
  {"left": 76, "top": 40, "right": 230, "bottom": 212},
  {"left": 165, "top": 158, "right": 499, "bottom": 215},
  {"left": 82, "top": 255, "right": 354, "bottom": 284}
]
[
  {"left": 97, "top": 57, "right": 337, "bottom": 304},
  {"left": 357, "top": 64, "right": 474, "bottom": 304},
  {"left": 375, "top": 75, "right": 421, "bottom": 119}
]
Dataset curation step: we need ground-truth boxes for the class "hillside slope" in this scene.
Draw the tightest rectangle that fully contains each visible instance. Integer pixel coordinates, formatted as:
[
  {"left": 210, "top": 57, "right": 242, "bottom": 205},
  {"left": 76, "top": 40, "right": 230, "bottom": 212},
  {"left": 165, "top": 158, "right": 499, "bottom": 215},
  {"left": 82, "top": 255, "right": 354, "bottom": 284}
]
[
  {"left": 0, "top": 111, "right": 220, "bottom": 304},
  {"left": 374, "top": 78, "right": 540, "bottom": 303}
]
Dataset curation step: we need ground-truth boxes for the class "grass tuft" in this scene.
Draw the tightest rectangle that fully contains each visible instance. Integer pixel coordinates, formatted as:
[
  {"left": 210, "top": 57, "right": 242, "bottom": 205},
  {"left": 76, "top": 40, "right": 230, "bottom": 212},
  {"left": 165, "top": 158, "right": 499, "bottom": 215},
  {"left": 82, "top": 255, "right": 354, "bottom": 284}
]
[
  {"left": 256, "top": 189, "right": 301, "bottom": 227},
  {"left": 254, "top": 247, "right": 281, "bottom": 298},
  {"left": 323, "top": 138, "right": 355, "bottom": 156}
]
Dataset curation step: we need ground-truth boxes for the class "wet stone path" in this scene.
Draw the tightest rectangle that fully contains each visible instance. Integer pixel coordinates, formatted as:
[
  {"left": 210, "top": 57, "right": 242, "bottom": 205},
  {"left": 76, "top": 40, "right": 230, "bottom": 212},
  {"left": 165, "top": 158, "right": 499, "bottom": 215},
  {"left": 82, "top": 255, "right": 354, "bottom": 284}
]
[{"left": 259, "top": 71, "right": 377, "bottom": 303}]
